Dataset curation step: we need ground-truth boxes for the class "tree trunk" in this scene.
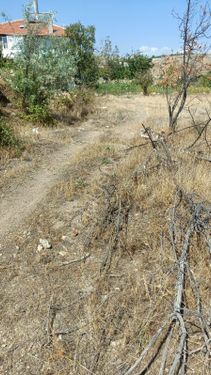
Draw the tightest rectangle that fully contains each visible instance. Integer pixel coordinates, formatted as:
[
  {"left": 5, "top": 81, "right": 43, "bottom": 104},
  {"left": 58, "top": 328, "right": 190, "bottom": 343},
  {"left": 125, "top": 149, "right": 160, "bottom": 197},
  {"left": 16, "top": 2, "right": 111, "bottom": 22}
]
[{"left": 143, "top": 85, "right": 148, "bottom": 96}]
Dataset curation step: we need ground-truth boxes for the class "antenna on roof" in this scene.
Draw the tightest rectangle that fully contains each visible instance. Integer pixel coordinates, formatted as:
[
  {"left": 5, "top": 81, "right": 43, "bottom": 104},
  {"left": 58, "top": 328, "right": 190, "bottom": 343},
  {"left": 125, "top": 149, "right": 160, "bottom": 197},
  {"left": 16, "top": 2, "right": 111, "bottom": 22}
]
[{"left": 33, "top": 0, "right": 39, "bottom": 16}]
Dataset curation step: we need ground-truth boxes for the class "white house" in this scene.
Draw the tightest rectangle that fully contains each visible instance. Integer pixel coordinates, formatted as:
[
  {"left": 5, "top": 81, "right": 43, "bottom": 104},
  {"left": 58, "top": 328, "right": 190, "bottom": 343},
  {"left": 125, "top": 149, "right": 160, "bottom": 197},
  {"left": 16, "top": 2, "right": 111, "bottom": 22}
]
[{"left": 0, "top": 1, "right": 65, "bottom": 58}]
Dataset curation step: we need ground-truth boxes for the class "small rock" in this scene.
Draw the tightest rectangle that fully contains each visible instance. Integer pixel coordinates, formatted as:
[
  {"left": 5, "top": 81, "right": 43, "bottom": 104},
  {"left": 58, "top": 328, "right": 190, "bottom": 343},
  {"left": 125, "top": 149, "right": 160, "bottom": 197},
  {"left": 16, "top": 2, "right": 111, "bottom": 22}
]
[
  {"left": 61, "top": 236, "right": 72, "bottom": 244},
  {"left": 37, "top": 244, "right": 43, "bottom": 252},
  {"left": 59, "top": 251, "right": 68, "bottom": 257},
  {"left": 72, "top": 228, "right": 79, "bottom": 237},
  {"left": 39, "top": 239, "right": 52, "bottom": 249}
]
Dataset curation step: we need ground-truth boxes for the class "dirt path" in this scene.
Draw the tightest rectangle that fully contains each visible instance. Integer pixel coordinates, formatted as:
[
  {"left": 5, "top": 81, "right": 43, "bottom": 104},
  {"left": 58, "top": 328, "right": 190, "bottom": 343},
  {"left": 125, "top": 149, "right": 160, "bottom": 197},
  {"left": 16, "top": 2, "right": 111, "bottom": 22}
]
[
  {"left": 1, "top": 92, "right": 207, "bottom": 246},
  {"left": 0, "top": 94, "right": 150, "bottom": 245},
  {"left": 0, "top": 129, "right": 101, "bottom": 243}
]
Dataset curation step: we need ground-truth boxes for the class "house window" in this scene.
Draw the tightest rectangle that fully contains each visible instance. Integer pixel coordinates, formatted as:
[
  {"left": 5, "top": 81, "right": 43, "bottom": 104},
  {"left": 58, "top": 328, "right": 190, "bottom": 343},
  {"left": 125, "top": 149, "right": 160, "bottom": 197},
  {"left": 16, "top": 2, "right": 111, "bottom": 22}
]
[{"left": 0, "top": 36, "right": 8, "bottom": 49}]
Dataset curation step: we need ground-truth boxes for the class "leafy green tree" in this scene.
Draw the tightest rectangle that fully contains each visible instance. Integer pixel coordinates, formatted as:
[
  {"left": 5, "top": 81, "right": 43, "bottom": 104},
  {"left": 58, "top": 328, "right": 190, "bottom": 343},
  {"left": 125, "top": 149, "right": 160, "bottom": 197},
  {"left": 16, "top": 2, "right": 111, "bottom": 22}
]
[
  {"left": 65, "top": 22, "right": 99, "bottom": 87},
  {"left": 6, "top": 6, "right": 76, "bottom": 115},
  {"left": 99, "top": 37, "right": 127, "bottom": 80},
  {"left": 99, "top": 38, "right": 153, "bottom": 81},
  {"left": 126, "top": 52, "right": 153, "bottom": 79}
]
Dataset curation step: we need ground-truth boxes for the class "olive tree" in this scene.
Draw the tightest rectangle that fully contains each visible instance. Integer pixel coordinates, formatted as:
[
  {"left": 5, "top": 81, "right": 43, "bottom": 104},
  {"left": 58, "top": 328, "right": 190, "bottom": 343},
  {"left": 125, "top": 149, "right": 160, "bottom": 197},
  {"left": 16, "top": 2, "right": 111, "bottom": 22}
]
[{"left": 7, "top": 5, "right": 76, "bottom": 114}]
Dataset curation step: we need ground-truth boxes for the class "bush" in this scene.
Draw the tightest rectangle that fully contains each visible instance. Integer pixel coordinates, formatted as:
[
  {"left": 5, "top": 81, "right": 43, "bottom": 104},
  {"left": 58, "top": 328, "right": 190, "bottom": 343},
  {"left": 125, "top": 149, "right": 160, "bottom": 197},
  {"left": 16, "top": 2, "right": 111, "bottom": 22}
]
[
  {"left": 6, "top": 5, "right": 76, "bottom": 118},
  {"left": 54, "top": 89, "right": 95, "bottom": 120},
  {"left": 135, "top": 70, "right": 154, "bottom": 95},
  {"left": 99, "top": 38, "right": 153, "bottom": 81},
  {"left": 196, "top": 72, "right": 211, "bottom": 88},
  {"left": 8, "top": 35, "right": 76, "bottom": 113},
  {"left": 107, "top": 58, "right": 127, "bottom": 80},
  {"left": 0, "top": 117, "right": 18, "bottom": 147},
  {"left": 65, "top": 22, "right": 99, "bottom": 87},
  {"left": 125, "top": 52, "right": 153, "bottom": 79},
  {"left": 20, "top": 103, "right": 53, "bottom": 125}
]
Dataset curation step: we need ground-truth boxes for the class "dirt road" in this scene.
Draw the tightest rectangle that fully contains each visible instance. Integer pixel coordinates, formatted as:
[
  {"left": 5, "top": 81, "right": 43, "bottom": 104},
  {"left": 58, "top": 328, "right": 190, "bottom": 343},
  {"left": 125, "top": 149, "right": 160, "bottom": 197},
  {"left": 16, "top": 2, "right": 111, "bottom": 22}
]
[
  {"left": 0, "top": 94, "right": 150, "bottom": 245},
  {"left": 0, "top": 129, "right": 101, "bottom": 243}
]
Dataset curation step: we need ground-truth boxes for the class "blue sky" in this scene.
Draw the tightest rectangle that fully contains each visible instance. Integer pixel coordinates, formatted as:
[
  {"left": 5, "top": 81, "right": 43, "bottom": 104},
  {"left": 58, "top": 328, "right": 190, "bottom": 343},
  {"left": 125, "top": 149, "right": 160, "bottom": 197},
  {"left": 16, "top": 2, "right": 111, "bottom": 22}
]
[{"left": 1, "top": 0, "right": 188, "bottom": 55}]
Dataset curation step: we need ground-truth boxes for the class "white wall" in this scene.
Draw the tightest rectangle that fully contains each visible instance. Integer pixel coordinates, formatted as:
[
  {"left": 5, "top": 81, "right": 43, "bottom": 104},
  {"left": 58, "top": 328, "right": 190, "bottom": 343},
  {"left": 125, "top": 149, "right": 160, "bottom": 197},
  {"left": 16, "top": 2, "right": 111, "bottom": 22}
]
[{"left": 2, "top": 36, "right": 23, "bottom": 58}]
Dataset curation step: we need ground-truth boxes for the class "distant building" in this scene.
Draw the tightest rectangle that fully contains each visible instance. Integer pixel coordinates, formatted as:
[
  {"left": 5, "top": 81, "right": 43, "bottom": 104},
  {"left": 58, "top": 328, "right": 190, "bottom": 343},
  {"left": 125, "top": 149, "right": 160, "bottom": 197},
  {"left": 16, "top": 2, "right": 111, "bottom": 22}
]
[{"left": 0, "top": 0, "right": 65, "bottom": 58}]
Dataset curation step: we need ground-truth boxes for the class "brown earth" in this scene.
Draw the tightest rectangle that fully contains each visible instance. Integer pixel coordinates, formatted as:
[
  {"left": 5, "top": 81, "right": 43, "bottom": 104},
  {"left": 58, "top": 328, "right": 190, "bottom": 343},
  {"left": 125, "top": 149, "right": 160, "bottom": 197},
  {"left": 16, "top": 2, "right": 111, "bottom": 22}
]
[
  {"left": 0, "top": 93, "right": 210, "bottom": 375},
  {"left": 0, "top": 94, "right": 150, "bottom": 243}
]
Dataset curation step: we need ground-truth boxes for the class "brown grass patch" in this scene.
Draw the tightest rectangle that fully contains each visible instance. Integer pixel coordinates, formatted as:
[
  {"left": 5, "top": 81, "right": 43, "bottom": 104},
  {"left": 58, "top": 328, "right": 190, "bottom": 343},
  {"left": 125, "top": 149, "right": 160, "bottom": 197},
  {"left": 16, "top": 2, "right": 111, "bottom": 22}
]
[{"left": 0, "top": 94, "right": 210, "bottom": 374}]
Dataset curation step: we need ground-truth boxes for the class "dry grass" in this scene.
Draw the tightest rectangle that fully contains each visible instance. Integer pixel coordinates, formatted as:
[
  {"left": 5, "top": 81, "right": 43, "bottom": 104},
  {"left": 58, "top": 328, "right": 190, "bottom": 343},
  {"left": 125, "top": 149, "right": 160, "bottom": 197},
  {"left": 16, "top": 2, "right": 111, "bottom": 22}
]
[
  {"left": 41, "top": 119, "right": 210, "bottom": 374},
  {"left": 52, "top": 95, "right": 210, "bottom": 371},
  {"left": 0, "top": 94, "right": 210, "bottom": 374},
  {"left": 51, "top": 89, "right": 96, "bottom": 125}
]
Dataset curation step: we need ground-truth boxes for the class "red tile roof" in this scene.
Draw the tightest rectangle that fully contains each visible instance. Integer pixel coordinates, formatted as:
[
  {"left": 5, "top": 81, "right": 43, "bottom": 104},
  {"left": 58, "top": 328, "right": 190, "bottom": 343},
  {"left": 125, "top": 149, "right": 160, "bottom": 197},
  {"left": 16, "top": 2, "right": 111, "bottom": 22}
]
[{"left": 0, "top": 19, "right": 65, "bottom": 37}]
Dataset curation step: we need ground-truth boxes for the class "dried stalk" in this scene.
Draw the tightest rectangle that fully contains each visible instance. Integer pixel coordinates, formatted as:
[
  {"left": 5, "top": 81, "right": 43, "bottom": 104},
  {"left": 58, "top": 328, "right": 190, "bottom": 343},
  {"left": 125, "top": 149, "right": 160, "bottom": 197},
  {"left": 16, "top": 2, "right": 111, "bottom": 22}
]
[{"left": 124, "top": 188, "right": 211, "bottom": 375}]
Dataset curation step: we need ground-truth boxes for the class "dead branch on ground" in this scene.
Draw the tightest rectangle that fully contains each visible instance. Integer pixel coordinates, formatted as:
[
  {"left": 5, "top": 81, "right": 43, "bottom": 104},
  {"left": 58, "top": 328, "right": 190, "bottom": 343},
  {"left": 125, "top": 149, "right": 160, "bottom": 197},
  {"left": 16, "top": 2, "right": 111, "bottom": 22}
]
[
  {"left": 124, "top": 188, "right": 211, "bottom": 375},
  {"left": 186, "top": 107, "right": 211, "bottom": 150}
]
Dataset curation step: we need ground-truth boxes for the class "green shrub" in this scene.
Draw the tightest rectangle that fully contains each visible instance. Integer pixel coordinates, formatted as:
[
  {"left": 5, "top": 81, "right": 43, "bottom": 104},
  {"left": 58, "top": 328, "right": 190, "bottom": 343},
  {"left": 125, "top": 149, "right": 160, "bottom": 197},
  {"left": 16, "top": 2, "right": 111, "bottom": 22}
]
[
  {"left": 20, "top": 104, "right": 53, "bottom": 125},
  {"left": 99, "top": 38, "right": 153, "bottom": 81},
  {"left": 65, "top": 22, "right": 99, "bottom": 87},
  {"left": 135, "top": 70, "right": 154, "bottom": 95},
  {"left": 8, "top": 35, "right": 76, "bottom": 112},
  {"left": 100, "top": 53, "right": 152, "bottom": 81},
  {"left": 196, "top": 72, "right": 211, "bottom": 88},
  {"left": 6, "top": 5, "right": 76, "bottom": 118},
  {"left": 0, "top": 117, "right": 18, "bottom": 147},
  {"left": 125, "top": 52, "right": 153, "bottom": 79},
  {"left": 98, "top": 37, "right": 124, "bottom": 80}
]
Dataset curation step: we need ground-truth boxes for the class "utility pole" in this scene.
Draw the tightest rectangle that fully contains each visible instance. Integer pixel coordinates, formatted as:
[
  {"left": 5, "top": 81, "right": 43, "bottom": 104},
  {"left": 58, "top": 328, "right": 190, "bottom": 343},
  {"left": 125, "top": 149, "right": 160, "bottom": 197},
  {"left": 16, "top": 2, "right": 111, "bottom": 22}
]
[{"left": 33, "top": 0, "right": 39, "bottom": 15}]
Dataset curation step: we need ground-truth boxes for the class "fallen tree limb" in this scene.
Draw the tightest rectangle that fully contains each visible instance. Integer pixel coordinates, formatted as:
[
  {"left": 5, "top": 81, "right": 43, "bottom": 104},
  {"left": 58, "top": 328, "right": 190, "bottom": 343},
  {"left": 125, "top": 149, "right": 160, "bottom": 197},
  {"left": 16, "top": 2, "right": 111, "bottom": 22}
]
[
  {"left": 124, "top": 188, "right": 211, "bottom": 375},
  {"left": 49, "top": 253, "right": 91, "bottom": 269}
]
